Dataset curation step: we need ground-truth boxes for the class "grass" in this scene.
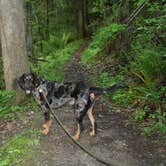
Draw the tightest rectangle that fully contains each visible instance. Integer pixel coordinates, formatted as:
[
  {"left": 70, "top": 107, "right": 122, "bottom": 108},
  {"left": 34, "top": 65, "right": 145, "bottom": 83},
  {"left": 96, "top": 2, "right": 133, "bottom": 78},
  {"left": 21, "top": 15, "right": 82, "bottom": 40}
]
[
  {"left": 0, "top": 128, "right": 41, "bottom": 166},
  {"left": 0, "top": 91, "right": 41, "bottom": 166},
  {"left": 0, "top": 90, "right": 37, "bottom": 120}
]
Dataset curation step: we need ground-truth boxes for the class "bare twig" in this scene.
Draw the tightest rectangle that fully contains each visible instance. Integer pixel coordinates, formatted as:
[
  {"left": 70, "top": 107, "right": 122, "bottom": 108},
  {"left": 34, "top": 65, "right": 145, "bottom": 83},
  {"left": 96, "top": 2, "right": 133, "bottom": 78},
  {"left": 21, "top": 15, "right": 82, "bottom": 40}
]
[{"left": 125, "top": 2, "right": 146, "bottom": 25}]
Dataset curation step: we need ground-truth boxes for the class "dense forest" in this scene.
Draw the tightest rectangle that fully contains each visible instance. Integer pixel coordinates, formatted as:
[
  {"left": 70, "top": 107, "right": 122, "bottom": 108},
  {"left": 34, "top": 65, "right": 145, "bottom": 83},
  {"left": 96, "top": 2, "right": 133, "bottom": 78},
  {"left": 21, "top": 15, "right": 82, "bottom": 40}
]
[{"left": 0, "top": 0, "right": 165, "bottom": 165}]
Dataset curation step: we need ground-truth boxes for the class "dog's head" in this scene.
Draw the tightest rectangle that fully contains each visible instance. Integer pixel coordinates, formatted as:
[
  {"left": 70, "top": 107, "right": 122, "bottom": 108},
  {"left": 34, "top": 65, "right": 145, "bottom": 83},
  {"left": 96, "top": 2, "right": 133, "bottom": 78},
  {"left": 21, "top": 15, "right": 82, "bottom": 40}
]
[{"left": 18, "top": 73, "right": 40, "bottom": 94}]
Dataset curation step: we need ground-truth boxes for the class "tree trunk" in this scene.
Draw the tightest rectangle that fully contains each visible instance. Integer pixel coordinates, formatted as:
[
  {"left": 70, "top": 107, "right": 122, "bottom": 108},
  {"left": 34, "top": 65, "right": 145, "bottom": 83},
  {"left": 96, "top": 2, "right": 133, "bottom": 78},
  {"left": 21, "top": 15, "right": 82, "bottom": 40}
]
[
  {"left": 0, "top": 0, "right": 30, "bottom": 102},
  {"left": 33, "top": 12, "right": 43, "bottom": 53},
  {"left": 76, "top": 0, "right": 86, "bottom": 38},
  {"left": 25, "top": 1, "right": 34, "bottom": 59},
  {"left": 83, "top": 0, "right": 88, "bottom": 36},
  {"left": 45, "top": 0, "right": 49, "bottom": 39}
]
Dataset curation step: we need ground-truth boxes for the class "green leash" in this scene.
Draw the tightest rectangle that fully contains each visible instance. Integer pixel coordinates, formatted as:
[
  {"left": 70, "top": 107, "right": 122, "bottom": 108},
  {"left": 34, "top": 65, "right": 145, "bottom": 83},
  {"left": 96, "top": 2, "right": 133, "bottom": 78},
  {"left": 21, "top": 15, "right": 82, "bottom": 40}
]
[{"left": 40, "top": 91, "right": 114, "bottom": 166}]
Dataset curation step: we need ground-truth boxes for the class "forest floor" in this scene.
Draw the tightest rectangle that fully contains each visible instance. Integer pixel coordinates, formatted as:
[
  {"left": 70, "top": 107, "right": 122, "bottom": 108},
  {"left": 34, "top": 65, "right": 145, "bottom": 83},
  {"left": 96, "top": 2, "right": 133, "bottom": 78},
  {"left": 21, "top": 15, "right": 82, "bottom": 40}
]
[{"left": 0, "top": 43, "right": 165, "bottom": 166}]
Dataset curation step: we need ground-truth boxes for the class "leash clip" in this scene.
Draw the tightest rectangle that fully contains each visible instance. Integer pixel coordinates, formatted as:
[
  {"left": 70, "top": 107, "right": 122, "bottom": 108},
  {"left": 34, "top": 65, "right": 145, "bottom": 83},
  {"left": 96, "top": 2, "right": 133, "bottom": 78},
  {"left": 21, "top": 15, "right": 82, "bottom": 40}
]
[{"left": 39, "top": 88, "right": 43, "bottom": 93}]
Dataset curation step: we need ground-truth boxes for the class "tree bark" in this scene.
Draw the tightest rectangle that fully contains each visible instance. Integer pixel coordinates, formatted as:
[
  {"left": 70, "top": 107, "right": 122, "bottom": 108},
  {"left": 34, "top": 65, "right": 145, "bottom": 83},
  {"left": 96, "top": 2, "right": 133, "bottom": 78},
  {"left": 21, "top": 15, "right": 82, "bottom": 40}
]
[
  {"left": 76, "top": 0, "right": 86, "bottom": 38},
  {"left": 0, "top": 0, "right": 30, "bottom": 102},
  {"left": 25, "top": 1, "right": 34, "bottom": 59},
  {"left": 45, "top": 0, "right": 49, "bottom": 39}
]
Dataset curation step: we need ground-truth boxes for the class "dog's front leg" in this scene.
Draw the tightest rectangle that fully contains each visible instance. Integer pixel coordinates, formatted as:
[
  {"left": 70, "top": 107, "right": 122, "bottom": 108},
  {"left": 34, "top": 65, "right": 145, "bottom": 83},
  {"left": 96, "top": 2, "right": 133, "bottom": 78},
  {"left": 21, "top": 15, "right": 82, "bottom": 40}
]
[
  {"left": 42, "top": 105, "right": 51, "bottom": 135},
  {"left": 73, "top": 121, "right": 81, "bottom": 141},
  {"left": 87, "top": 106, "right": 95, "bottom": 136},
  {"left": 73, "top": 115, "right": 84, "bottom": 140}
]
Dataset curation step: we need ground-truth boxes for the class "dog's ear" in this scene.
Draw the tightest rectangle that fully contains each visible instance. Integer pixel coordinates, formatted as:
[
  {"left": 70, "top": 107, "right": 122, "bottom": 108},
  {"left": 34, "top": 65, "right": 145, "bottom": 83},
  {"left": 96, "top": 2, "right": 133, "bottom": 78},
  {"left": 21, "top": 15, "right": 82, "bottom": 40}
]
[
  {"left": 18, "top": 74, "right": 25, "bottom": 89},
  {"left": 31, "top": 73, "right": 36, "bottom": 80},
  {"left": 31, "top": 73, "right": 40, "bottom": 87},
  {"left": 46, "top": 81, "right": 54, "bottom": 92}
]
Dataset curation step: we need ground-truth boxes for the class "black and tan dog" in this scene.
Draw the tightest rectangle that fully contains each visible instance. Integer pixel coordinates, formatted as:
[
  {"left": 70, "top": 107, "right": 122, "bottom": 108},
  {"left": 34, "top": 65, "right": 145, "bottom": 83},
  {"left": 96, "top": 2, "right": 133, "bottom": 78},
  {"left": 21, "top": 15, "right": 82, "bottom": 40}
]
[{"left": 18, "top": 73, "right": 126, "bottom": 140}]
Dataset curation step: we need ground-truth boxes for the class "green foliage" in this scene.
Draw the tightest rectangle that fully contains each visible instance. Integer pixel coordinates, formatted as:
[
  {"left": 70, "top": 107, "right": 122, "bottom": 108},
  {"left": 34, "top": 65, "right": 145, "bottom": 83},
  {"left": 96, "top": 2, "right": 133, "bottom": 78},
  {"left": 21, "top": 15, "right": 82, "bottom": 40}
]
[
  {"left": 30, "top": 0, "right": 77, "bottom": 45},
  {"left": 0, "top": 90, "right": 36, "bottom": 120},
  {"left": 98, "top": 72, "right": 124, "bottom": 87},
  {"left": 130, "top": 48, "right": 166, "bottom": 84},
  {"left": 134, "top": 108, "right": 148, "bottom": 122},
  {"left": 133, "top": 85, "right": 166, "bottom": 134},
  {"left": 0, "top": 91, "right": 15, "bottom": 119},
  {"left": 142, "top": 121, "right": 166, "bottom": 136},
  {"left": 80, "top": 0, "right": 166, "bottom": 136},
  {"left": 98, "top": 72, "right": 114, "bottom": 87},
  {"left": 61, "top": 32, "right": 71, "bottom": 49},
  {"left": 91, "top": 0, "right": 109, "bottom": 14},
  {"left": 112, "top": 89, "right": 136, "bottom": 107},
  {"left": 82, "top": 23, "right": 126, "bottom": 64},
  {"left": 36, "top": 40, "right": 82, "bottom": 81},
  {"left": 0, "top": 0, "right": 164, "bottom": 140},
  {"left": 129, "top": 1, "right": 166, "bottom": 85},
  {"left": 135, "top": 84, "right": 164, "bottom": 108},
  {"left": 41, "top": 33, "right": 71, "bottom": 55},
  {"left": 96, "top": 71, "right": 134, "bottom": 107},
  {"left": 0, "top": 129, "right": 41, "bottom": 166}
]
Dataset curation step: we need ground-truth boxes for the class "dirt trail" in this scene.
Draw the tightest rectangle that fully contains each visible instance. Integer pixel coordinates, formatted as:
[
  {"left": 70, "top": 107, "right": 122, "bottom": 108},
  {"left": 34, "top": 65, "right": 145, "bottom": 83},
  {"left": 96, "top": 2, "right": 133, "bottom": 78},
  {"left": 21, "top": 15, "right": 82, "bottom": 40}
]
[
  {"left": 28, "top": 108, "right": 143, "bottom": 166},
  {"left": 20, "top": 43, "right": 166, "bottom": 166},
  {"left": 64, "top": 40, "right": 90, "bottom": 83}
]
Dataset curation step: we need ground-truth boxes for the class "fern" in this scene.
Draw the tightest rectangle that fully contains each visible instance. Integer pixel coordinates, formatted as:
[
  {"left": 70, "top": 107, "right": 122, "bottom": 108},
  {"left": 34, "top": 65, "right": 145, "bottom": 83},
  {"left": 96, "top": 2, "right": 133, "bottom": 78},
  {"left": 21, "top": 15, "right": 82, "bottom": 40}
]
[
  {"left": 37, "top": 40, "right": 82, "bottom": 81},
  {"left": 130, "top": 48, "right": 166, "bottom": 84}
]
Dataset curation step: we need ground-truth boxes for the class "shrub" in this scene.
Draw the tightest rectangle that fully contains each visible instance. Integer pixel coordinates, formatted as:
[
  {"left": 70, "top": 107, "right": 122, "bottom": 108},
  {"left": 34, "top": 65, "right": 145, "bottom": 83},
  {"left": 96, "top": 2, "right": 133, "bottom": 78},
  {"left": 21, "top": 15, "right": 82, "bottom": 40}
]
[
  {"left": 130, "top": 48, "right": 166, "bottom": 84},
  {"left": 42, "top": 32, "right": 71, "bottom": 54},
  {"left": 82, "top": 23, "right": 126, "bottom": 64},
  {"left": 135, "top": 84, "right": 166, "bottom": 110}
]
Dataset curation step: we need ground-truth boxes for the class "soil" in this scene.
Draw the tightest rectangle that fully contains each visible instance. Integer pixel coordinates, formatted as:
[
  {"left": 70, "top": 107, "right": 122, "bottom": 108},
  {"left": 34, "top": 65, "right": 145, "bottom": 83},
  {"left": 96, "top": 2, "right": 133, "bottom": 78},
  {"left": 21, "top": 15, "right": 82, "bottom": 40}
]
[{"left": 0, "top": 43, "right": 165, "bottom": 166}]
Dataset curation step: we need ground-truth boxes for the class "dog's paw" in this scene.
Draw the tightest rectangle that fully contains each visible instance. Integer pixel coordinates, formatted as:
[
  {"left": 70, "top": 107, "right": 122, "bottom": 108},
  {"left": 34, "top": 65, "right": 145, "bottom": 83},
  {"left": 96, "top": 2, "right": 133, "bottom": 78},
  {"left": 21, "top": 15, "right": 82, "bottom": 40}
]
[
  {"left": 89, "top": 131, "right": 95, "bottom": 136},
  {"left": 73, "top": 135, "right": 79, "bottom": 141},
  {"left": 42, "top": 129, "right": 49, "bottom": 135},
  {"left": 42, "top": 124, "right": 47, "bottom": 129}
]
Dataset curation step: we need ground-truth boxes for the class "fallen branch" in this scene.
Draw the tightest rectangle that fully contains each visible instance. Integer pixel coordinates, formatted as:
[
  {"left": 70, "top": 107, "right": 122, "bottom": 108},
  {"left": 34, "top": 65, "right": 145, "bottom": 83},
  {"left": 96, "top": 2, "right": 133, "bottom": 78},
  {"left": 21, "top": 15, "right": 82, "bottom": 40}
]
[{"left": 28, "top": 56, "right": 49, "bottom": 62}]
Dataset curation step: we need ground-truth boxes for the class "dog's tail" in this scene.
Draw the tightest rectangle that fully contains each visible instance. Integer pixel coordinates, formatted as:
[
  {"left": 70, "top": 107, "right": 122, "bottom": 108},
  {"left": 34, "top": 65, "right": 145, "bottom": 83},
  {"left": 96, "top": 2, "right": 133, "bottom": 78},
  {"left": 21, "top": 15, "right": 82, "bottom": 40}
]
[{"left": 89, "top": 82, "right": 128, "bottom": 94}]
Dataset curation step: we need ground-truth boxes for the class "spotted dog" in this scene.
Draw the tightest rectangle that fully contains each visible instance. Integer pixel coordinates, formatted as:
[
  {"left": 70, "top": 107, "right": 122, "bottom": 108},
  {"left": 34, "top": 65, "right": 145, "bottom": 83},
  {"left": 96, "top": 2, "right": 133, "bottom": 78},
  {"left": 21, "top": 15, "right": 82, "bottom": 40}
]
[{"left": 18, "top": 73, "right": 126, "bottom": 140}]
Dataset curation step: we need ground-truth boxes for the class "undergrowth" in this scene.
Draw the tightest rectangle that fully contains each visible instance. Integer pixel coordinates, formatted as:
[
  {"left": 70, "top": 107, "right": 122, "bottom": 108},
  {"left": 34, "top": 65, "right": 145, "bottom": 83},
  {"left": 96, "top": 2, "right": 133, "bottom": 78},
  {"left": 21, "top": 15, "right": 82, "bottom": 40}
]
[
  {"left": 81, "top": 8, "right": 166, "bottom": 136},
  {"left": 94, "top": 68, "right": 166, "bottom": 135},
  {"left": 0, "top": 90, "right": 36, "bottom": 120},
  {"left": 81, "top": 23, "right": 126, "bottom": 64},
  {"left": 33, "top": 39, "right": 82, "bottom": 81},
  {"left": 0, "top": 129, "right": 41, "bottom": 166}
]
